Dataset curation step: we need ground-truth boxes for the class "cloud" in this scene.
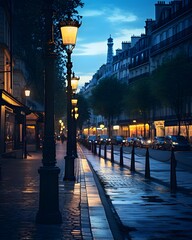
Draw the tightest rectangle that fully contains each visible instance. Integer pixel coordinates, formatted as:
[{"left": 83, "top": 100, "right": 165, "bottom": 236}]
[
  {"left": 74, "top": 41, "right": 107, "bottom": 56},
  {"left": 81, "top": 7, "right": 138, "bottom": 24},
  {"left": 74, "top": 28, "right": 145, "bottom": 57},
  {"left": 81, "top": 9, "right": 104, "bottom": 17},
  {"left": 107, "top": 8, "right": 138, "bottom": 23}
]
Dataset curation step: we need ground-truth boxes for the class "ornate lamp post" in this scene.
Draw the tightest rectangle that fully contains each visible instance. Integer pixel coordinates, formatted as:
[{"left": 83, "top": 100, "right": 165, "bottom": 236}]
[
  {"left": 23, "top": 87, "right": 30, "bottom": 158},
  {"left": 60, "top": 18, "right": 81, "bottom": 181},
  {"left": 72, "top": 99, "right": 78, "bottom": 157},
  {"left": 71, "top": 72, "right": 80, "bottom": 92},
  {"left": 71, "top": 73, "right": 79, "bottom": 157},
  {"left": 36, "top": 0, "right": 62, "bottom": 224},
  {"left": 24, "top": 88, "right": 30, "bottom": 98}
]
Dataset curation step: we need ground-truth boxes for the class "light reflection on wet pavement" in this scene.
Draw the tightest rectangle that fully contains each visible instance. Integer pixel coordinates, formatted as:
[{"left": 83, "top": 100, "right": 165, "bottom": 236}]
[{"left": 83, "top": 148, "right": 192, "bottom": 239}]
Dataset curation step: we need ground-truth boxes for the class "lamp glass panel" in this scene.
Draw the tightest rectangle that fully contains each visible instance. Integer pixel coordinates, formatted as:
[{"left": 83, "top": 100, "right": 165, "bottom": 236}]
[
  {"left": 25, "top": 90, "right": 30, "bottom": 97},
  {"left": 71, "top": 78, "right": 79, "bottom": 90},
  {"left": 61, "top": 26, "right": 78, "bottom": 45},
  {"left": 71, "top": 99, "right": 78, "bottom": 106}
]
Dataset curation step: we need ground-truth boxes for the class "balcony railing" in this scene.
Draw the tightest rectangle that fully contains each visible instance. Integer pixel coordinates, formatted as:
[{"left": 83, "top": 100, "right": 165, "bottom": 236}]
[
  {"left": 129, "top": 56, "right": 149, "bottom": 69},
  {"left": 151, "top": 26, "right": 192, "bottom": 55},
  {"left": 151, "top": 2, "right": 192, "bottom": 31}
]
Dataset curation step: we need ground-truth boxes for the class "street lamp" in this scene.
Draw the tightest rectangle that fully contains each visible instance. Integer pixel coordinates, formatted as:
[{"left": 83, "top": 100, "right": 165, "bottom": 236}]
[
  {"left": 71, "top": 72, "right": 80, "bottom": 92},
  {"left": 36, "top": 1, "right": 62, "bottom": 224},
  {"left": 23, "top": 87, "right": 30, "bottom": 158},
  {"left": 24, "top": 88, "right": 30, "bottom": 98},
  {"left": 71, "top": 100, "right": 78, "bottom": 157},
  {"left": 60, "top": 18, "right": 81, "bottom": 181}
]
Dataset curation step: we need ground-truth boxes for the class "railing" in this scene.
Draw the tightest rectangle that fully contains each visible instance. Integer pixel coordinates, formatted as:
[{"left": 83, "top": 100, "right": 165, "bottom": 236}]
[
  {"left": 151, "top": 26, "right": 192, "bottom": 55},
  {"left": 81, "top": 140, "right": 179, "bottom": 193}
]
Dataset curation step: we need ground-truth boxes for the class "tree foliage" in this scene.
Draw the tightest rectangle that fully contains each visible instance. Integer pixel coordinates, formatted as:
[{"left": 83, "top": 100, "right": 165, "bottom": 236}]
[
  {"left": 151, "top": 54, "right": 192, "bottom": 108},
  {"left": 124, "top": 76, "right": 154, "bottom": 119},
  {"left": 150, "top": 54, "right": 192, "bottom": 134},
  {"left": 123, "top": 76, "right": 156, "bottom": 137},
  {"left": 90, "top": 77, "right": 128, "bottom": 135},
  {"left": 77, "top": 94, "right": 90, "bottom": 132},
  {"left": 12, "top": 0, "right": 84, "bottom": 122}
]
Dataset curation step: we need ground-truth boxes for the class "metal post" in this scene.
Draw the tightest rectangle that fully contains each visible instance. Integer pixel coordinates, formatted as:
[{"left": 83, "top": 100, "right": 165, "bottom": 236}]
[
  {"left": 120, "top": 145, "right": 123, "bottom": 166},
  {"left": 94, "top": 142, "right": 97, "bottom": 155},
  {"left": 111, "top": 144, "right": 114, "bottom": 162},
  {"left": 99, "top": 143, "right": 101, "bottom": 157},
  {"left": 170, "top": 147, "right": 177, "bottom": 193},
  {"left": 64, "top": 49, "right": 76, "bottom": 181},
  {"left": 22, "top": 112, "right": 27, "bottom": 159},
  {"left": 72, "top": 108, "right": 78, "bottom": 158},
  {"left": 91, "top": 141, "right": 94, "bottom": 153},
  {"left": 104, "top": 143, "right": 107, "bottom": 159},
  {"left": 130, "top": 144, "right": 135, "bottom": 172},
  {"left": 36, "top": 1, "right": 62, "bottom": 224},
  {"left": 145, "top": 147, "right": 150, "bottom": 179}
]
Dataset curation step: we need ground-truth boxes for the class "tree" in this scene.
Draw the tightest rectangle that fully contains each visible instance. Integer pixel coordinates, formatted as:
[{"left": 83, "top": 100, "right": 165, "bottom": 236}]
[
  {"left": 76, "top": 94, "right": 90, "bottom": 133},
  {"left": 12, "top": 0, "right": 84, "bottom": 104},
  {"left": 150, "top": 54, "right": 192, "bottom": 135},
  {"left": 90, "top": 77, "right": 128, "bottom": 137},
  {"left": 124, "top": 76, "right": 155, "bottom": 137}
]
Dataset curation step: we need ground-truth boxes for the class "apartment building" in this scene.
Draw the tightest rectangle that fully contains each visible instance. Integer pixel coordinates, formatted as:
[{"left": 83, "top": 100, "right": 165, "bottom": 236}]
[
  {"left": 81, "top": 0, "right": 192, "bottom": 140},
  {"left": 0, "top": 1, "right": 43, "bottom": 156}
]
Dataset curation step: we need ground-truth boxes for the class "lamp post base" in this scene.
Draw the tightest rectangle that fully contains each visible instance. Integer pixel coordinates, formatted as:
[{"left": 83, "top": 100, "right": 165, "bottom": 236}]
[
  {"left": 36, "top": 166, "right": 62, "bottom": 224},
  {"left": 63, "top": 155, "right": 76, "bottom": 181}
]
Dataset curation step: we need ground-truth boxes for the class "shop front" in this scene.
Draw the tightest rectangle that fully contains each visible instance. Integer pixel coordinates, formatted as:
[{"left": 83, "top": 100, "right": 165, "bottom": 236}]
[
  {"left": 0, "top": 90, "right": 28, "bottom": 157},
  {"left": 26, "top": 112, "right": 44, "bottom": 151}
]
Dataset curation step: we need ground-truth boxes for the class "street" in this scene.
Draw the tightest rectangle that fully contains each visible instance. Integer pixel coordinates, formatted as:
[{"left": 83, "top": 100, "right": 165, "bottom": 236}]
[
  {"left": 93, "top": 144, "right": 192, "bottom": 193},
  {"left": 82, "top": 144, "right": 192, "bottom": 239},
  {"left": 111, "top": 145, "right": 192, "bottom": 172}
]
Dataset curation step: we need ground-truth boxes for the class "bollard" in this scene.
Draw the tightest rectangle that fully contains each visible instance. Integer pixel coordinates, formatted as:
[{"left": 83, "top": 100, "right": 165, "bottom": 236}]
[
  {"left": 91, "top": 141, "right": 94, "bottom": 153},
  {"left": 89, "top": 142, "right": 91, "bottom": 151},
  {"left": 130, "top": 144, "right": 135, "bottom": 172},
  {"left": 170, "top": 147, "right": 177, "bottom": 193},
  {"left": 120, "top": 145, "right": 123, "bottom": 166},
  {"left": 94, "top": 142, "right": 97, "bottom": 155},
  {"left": 111, "top": 144, "right": 114, "bottom": 162},
  {"left": 145, "top": 147, "right": 150, "bottom": 179},
  {"left": 99, "top": 143, "right": 101, "bottom": 157},
  {"left": 104, "top": 144, "right": 107, "bottom": 159}
]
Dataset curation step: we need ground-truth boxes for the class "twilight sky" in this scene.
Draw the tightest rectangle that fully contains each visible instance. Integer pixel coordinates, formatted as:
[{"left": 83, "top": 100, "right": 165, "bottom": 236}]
[{"left": 71, "top": 0, "right": 168, "bottom": 89}]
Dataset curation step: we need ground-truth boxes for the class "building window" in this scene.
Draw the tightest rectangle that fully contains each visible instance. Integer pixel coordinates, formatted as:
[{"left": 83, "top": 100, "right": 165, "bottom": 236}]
[
  {"left": 5, "top": 111, "right": 15, "bottom": 152},
  {"left": 167, "top": 28, "right": 173, "bottom": 38}
]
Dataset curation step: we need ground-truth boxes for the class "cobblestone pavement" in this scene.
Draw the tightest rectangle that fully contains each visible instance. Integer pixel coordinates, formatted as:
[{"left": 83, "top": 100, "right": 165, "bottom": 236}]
[
  {"left": 0, "top": 142, "right": 115, "bottom": 240},
  {"left": 0, "top": 142, "right": 85, "bottom": 240},
  {"left": 1, "top": 141, "right": 192, "bottom": 240},
  {"left": 81, "top": 145, "right": 192, "bottom": 240}
]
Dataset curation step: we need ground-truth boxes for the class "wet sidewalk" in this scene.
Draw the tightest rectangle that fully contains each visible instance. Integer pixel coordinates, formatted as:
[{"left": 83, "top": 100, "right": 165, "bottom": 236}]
[
  {"left": 0, "top": 142, "right": 114, "bottom": 240},
  {"left": 0, "top": 142, "right": 83, "bottom": 240},
  {"left": 1, "top": 141, "right": 192, "bottom": 239},
  {"left": 81, "top": 145, "right": 192, "bottom": 239}
]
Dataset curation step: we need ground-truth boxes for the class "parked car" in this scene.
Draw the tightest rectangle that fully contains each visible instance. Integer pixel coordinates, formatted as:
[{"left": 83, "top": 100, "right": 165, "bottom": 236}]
[
  {"left": 77, "top": 134, "right": 86, "bottom": 143},
  {"left": 97, "top": 135, "right": 111, "bottom": 144},
  {"left": 163, "top": 135, "right": 191, "bottom": 151},
  {"left": 151, "top": 136, "right": 165, "bottom": 149},
  {"left": 125, "top": 137, "right": 134, "bottom": 146},
  {"left": 87, "top": 135, "right": 97, "bottom": 144},
  {"left": 111, "top": 136, "right": 126, "bottom": 145},
  {"left": 135, "top": 136, "right": 152, "bottom": 148}
]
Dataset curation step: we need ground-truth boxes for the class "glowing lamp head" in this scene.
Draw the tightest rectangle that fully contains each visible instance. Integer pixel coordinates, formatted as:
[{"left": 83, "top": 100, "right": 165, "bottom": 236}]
[
  {"left": 71, "top": 98, "right": 78, "bottom": 107},
  {"left": 25, "top": 89, "right": 30, "bottom": 97},
  {"left": 60, "top": 19, "right": 81, "bottom": 46},
  {"left": 71, "top": 73, "right": 80, "bottom": 91}
]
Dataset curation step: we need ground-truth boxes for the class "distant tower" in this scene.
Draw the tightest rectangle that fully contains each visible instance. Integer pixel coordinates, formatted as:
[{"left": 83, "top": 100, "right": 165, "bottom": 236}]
[{"left": 107, "top": 35, "right": 113, "bottom": 64}]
